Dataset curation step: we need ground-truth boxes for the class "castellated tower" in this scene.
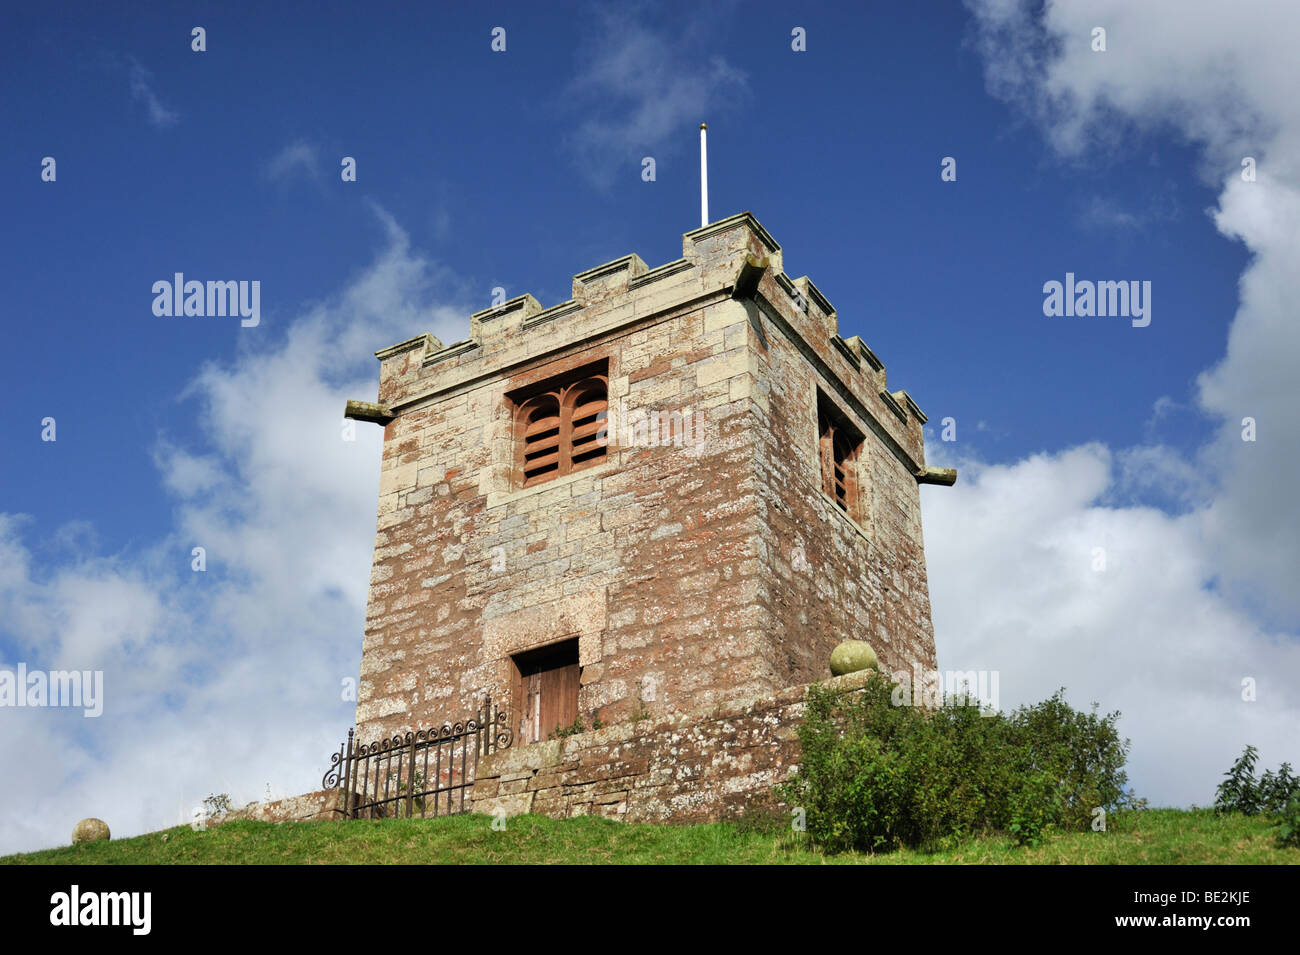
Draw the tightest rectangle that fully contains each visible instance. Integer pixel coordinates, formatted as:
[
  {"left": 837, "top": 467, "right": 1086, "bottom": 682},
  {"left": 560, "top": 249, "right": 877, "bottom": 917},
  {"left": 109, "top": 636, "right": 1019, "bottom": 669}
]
[{"left": 346, "top": 212, "right": 954, "bottom": 749}]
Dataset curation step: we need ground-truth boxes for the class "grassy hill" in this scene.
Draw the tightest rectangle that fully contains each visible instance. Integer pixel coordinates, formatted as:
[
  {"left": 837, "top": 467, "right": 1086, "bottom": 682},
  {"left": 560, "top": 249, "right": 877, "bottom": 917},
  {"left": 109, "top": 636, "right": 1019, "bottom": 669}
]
[{"left": 5, "top": 808, "right": 1296, "bottom": 864}]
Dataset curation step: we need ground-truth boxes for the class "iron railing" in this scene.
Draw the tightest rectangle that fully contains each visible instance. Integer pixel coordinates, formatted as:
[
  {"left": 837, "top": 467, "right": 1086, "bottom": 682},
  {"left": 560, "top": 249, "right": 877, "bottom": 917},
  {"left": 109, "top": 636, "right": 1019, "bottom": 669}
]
[{"left": 323, "top": 696, "right": 512, "bottom": 820}]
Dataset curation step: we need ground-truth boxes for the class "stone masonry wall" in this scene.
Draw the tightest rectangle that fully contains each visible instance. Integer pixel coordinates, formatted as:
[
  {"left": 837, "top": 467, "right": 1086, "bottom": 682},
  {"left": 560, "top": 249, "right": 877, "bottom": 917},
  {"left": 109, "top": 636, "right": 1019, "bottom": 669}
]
[
  {"left": 357, "top": 218, "right": 788, "bottom": 746},
  {"left": 205, "top": 788, "right": 348, "bottom": 828},
  {"left": 743, "top": 290, "right": 939, "bottom": 683},
  {"left": 471, "top": 669, "right": 876, "bottom": 823}
]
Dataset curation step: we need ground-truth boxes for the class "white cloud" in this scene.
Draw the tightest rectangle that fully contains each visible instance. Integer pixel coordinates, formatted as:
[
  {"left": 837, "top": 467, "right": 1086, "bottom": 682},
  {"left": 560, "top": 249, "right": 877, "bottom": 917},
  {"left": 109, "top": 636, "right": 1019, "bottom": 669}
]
[
  {"left": 1077, "top": 190, "right": 1179, "bottom": 232},
  {"left": 920, "top": 0, "right": 1300, "bottom": 804},
  {"left": 924, "top": 447, "right": 1300, "bottom": 807},
  {"left": 0, "top": 209, "right": 472, "bottom": 855},
  {"left": 1196, "top": 172, "right": 1300, "bottom": 621},
  {"left": 127, "top": 57, "right": 178, "bottom": 128},
  {"left": 263, "top": 140, "right": 323, "bottom": 184},
  {"left": 563, "top": 6, "right": 749, "bottom": 189},
  {"left": 965, "top": 0, "right": 1300, "bottom": 622},
  {"left": 1079, "top": 196, "right": 1142, "bottom": 231},
  {"left": 965, "top": 0, "right": 1298, "bottom": 172}
]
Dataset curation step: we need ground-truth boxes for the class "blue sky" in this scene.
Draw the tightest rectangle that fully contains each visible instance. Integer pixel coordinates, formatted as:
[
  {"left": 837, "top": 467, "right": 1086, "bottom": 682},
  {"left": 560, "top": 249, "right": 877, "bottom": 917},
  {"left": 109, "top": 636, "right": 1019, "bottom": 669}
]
[{"left": 2, "top": 0, "right": 1297, "bottom": 853}]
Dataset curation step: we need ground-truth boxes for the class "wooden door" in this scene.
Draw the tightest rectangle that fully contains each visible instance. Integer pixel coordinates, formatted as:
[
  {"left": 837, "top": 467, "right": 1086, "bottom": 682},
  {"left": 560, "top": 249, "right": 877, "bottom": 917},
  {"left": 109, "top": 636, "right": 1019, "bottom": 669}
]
[
  {"left": 539, "top": 662, "right": 579, "bottom": 739},
  {"left": 513, "top": 641, "right": 581, "bottom": 744}
]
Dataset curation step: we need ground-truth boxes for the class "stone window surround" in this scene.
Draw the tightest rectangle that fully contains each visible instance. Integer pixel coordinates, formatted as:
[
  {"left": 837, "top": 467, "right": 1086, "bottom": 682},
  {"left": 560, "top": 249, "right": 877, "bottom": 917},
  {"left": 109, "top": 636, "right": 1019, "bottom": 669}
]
[
  {"left": 815, "top": 387, "right": 869, "bottom": 528},
  {"left": 510, "top": 367, "right": 610, "bottom": 489},
  {"left": 485, "top": 352, "right": 618, "bottom": 509}
]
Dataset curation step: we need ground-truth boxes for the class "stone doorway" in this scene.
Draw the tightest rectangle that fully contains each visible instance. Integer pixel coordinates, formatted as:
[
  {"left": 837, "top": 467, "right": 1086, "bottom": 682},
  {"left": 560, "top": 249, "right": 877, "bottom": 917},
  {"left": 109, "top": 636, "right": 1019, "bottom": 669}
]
[{"left": 510, "top": 638, "right": 580, "bottom": 744}]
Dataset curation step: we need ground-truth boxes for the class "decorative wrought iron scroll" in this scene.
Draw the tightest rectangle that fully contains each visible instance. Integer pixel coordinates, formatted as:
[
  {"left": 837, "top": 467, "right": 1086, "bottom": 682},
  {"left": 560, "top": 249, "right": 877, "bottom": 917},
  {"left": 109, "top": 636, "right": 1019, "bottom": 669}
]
[{"left": 323, "top": 696, "right": 513, "bottom": 820}]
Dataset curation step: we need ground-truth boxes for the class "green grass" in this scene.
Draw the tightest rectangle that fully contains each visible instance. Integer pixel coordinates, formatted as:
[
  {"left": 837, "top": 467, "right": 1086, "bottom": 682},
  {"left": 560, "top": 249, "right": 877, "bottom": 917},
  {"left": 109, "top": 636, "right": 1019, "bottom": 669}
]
[{"left": 5, "top": 809, "right": 1295, "bottom": 865}]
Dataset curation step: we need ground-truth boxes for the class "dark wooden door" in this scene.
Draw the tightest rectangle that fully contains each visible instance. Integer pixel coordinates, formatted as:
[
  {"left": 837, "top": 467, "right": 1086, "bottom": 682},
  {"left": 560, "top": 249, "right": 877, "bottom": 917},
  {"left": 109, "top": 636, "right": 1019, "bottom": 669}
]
[
  {"left": 521, "top": 663, "right": 580, "bottom": 743},
  {"left": 513, "top": 640, "right": 581, "bottom": 744}
]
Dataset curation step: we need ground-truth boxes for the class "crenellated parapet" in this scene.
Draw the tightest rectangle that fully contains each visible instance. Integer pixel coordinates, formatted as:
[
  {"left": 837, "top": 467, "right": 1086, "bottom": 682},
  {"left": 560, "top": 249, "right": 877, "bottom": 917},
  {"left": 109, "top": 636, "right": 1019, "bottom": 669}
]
[{"left": 353, "top": 211, "right": 944, "bottom": 482}]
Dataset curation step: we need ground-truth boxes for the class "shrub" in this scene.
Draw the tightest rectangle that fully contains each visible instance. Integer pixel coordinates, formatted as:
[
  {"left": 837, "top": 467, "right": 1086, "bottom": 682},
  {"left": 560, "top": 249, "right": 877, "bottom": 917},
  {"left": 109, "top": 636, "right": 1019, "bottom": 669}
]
[
  {"left": 1274, "top": 796, "right": 1300, "bottom": 850},
  {"left": 1215, "top": 745, "right": 1300, "bottom": 817},
  {"left": 1215, "top": 745, "right": 1262, "bottom": 815},
  {"left": 1259, "top": 762, "right": 1299, "bottom": 813},
  {"left": 776, "top": 674, "right": 1133, "bottom": 853},
  {"left": 1007, "top": 771, "right": 1060, "bottom": 847},
  {"left": 1003, "top": 689, "right": 1132, "bottom": 831}
]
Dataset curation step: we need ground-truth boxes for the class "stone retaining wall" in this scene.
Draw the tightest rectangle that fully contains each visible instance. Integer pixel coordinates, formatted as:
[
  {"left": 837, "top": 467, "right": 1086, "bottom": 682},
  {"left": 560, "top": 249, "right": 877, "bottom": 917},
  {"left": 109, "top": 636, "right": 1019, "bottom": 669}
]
[{"left": 205, "top": 788, "right": 348, "bottom": 827}]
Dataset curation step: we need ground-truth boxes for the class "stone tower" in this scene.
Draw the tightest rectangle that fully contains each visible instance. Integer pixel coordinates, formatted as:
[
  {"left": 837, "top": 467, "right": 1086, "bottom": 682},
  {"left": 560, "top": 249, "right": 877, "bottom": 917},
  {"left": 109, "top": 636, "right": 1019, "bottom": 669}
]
[{"left": 346, "top": 212, "right": 953, "bottom": 748}]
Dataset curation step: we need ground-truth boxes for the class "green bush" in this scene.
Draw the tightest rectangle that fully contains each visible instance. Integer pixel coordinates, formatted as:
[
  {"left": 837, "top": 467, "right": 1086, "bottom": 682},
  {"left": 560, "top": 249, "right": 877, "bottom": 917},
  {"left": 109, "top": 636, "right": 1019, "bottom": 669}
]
[
  {"left": 1275, "top": 796, "right": 1300, "bottom": 849},
  {"left": 1007, "top": 772, "right": 1061, "bottom": 847},
  {"left": 1214, "top": 745, "right": 1300, "bottom": 849},
  {"left": 775, "top": 674, "right": 1134, "bottom": 853},
  {"left": 1215, "top": 745, "right": 1262, "bottom": 815},
  {"left": 1259, "top": 762, "right": 1299, "bottom": 812},
  {"left": 1215, "top": 745, "right": 1299, "bottom": 816}
]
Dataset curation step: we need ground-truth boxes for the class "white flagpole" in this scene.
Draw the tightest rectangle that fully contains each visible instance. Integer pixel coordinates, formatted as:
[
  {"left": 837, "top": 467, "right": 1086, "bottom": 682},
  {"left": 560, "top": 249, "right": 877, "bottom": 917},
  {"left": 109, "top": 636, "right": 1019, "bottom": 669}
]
[{"left": 699, "top": 123, "right": 709, "bottom": 228}]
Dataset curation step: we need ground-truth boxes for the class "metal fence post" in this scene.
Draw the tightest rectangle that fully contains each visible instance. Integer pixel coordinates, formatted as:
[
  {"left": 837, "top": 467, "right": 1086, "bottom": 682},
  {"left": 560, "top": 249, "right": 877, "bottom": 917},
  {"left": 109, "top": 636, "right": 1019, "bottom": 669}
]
[
  {"left": 405, "top": 736, "right": 417, "bottom": 818},
  {"left": 345, "top": 729, "right": 359, "bottom": 820}
]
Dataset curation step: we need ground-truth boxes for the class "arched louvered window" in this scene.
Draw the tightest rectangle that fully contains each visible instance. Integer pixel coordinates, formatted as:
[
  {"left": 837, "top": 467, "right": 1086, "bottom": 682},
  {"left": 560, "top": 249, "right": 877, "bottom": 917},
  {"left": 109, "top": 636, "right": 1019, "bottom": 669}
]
[
  {"left": 519, "top": 394, "right": 562, "bottom": 486},
  {"left": 566, "top": 377, "right": 608, "bottom": 470},
  {"left": 513, "top": 366, "right": 609, "bottom": 488},
  {"left": 818, "top": 393, "right": 863, "bottom": 518}
]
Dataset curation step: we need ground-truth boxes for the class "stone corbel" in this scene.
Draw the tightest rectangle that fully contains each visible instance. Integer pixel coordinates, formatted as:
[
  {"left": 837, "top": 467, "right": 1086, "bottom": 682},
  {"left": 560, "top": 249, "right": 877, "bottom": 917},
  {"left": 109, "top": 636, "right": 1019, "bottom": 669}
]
[
  {"left": 915, "top": 466, "right": 957, "bottom": 486},
  {"left": 344, "top": 400, "right": 395, "bottom": 425}
]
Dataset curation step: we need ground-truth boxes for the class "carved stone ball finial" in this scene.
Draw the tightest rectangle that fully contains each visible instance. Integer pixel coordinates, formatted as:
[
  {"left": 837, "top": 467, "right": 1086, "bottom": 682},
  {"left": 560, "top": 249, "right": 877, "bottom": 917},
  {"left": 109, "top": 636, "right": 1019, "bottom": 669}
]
[
  {"left": 830, "top": 640, "right": 878, "bottom": 676},
  {"left": 71, "top": 817, "right": 111, "bottom": 844}
]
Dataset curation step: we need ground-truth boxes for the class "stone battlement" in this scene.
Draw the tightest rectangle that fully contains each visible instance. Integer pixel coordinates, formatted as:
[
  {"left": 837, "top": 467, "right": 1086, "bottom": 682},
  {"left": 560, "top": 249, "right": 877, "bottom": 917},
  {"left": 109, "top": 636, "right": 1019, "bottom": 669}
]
[{"left": 354, "top": 212, "right": 940, "bottom": 481}]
